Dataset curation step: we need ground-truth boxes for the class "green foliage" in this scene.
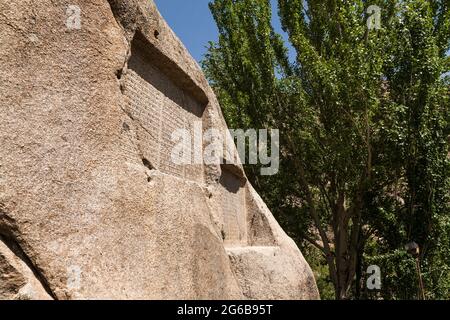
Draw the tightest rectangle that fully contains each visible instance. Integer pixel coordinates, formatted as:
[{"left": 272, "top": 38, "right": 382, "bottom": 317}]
[
  {"left": 203, "top": 0, "right": 450, "bottom": 299},
  {"left": 302, "top": 245, "right": 336, "bottom": 300}
]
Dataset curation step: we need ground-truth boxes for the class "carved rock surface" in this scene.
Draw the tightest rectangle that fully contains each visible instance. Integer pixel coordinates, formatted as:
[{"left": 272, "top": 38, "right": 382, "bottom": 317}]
[
  {"left": 0, "top": 0, "right": 319, "bottom": 300},
  {"left": 0, "top": 236, "right": 53, "bottom": 300}
]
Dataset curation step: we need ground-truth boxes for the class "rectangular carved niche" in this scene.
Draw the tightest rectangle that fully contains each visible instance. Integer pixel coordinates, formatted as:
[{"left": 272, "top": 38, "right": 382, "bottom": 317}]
[
  {"left": 123, "top": 33, "right": 206, "bottom": 183},
  {"left": 219, "top": 167, "right": 247, "bottom": 246}
]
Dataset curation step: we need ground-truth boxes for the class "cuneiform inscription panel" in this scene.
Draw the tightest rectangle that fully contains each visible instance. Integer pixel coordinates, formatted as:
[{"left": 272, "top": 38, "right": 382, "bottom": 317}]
[
  {"left": 219, "top": 169, "right": 247, "bottom": 245},
  {"left": 123, "top": 40, "right": 205, "bottom": 183}
]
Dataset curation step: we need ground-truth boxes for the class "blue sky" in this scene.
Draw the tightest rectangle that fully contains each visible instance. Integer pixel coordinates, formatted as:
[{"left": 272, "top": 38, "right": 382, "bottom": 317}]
[
  {"left": 154, "top": 0, "right": 448, "bottom": 76},
  {"left": 154, "top": 0, "right": 217, "bottom": 62},
  {"left": 154, "top": 0, "right": 292, "bottom": 63}
]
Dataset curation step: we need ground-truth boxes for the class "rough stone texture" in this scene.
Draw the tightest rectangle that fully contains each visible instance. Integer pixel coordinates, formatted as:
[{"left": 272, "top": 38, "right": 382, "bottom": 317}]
[
  {"left": 227, "top": 246, "right": 316, "bottom": 300},
  {"left": 0, "top": 236, "right": 53, "bottom": 300},
  {"left": 0, "top": 0, "right": 319, "bottom": 300}
]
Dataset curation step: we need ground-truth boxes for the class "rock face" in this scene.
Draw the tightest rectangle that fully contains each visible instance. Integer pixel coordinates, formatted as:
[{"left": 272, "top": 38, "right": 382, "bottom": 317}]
[{"left": 0, "top": 0, "right": 319, "bottom": 300}]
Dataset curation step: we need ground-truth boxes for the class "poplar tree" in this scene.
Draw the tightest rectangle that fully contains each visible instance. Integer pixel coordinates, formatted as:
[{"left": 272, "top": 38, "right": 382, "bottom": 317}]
[{"left": 203, "top": 0, "right": 450, "bottom": 299}]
